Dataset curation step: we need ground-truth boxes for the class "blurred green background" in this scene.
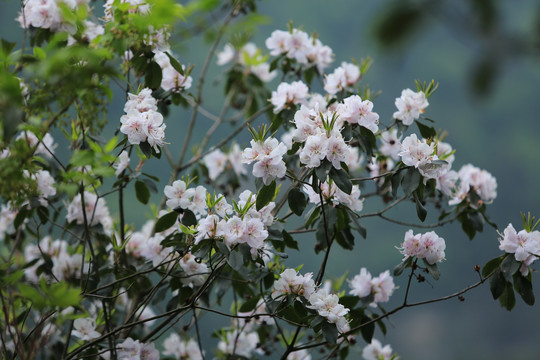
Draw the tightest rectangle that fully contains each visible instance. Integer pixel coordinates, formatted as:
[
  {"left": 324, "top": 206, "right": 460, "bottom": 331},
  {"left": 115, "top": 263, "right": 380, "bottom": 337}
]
[{"left": 2, "top": 0, "right": 540, "bottom": 358}]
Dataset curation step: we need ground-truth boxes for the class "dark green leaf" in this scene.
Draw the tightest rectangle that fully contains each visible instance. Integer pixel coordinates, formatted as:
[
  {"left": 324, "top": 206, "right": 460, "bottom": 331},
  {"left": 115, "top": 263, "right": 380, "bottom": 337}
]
[
  {"left": 256, "top": 180, "right": 276, "bottom": 211},
  {"left": 468, "top": 211, "right": 484, "bottom": 232},
  {"left": 181, "top": 209, "right": 198, "bottom": 227},
  {"left": 282, "top": 230, "right": 299, "bottom": 250},
  {"left": 500, "top": 255, "right": 520, "bottom": 282},
  {"left": 14, "top": 206, "right": 29, "bottom": 229},
  {"left": 415, "top": 120, "right": 436, "bottom": 139},
  {"left": 482, "top": 256, "right": 503, "bottom": 278},
  {"left": 165, "top": 51, "right": 184, "bottom": 75},
  {"left": 330, "top": 167, "right": 352, "bottom": 195},
  {"left": 139, "top": 141, "right": 152, "bottom": 158},
  {"left": 391, "top": 169, "right": 404, "bottom": 198},
  {"left": 228, "top": 250, "right": 244, "bottom": 272},
  {"left": 322, "top": 322, "right": 338, "bottom": 345},
  {"left": 339, "top": 295, "right": 360, "bottom": 309},
  {"left": 514, "top": 273, "right": 535, "bottom": 306},
  {"left": 135, "top": 180, "right": 150, "bottom": 204},
  {"left": 145, "top": 61, "right": 163, "bottom": 89},
  {"left": 375, "top": 3, "right": 425, "bottom": 47},
  {"left": 360, "top": 316, "right": 375, "bottom": 343},
  {"left": 239, "top": 297, "right": 260, "bottom": 312},
  {"left": 401, "top": 167, "right": 421, "bottom": 195},
  {"left": 288, "top": 187, "right": 308, "bottom": 216},
  {"left": 499, "top": 281, "right": 516, "bottom": 311},
  {"left": 414, "top": 193, "right": 427, "bottom": 222},
  {"left": 489, "top": 269, "right": 506, "bottom": 300},
  {"left": 315, "top": 159, "right": 332, "bottom": 182},
  {"left": 154, "top": 211, "right": 179, "bottom": 233}
]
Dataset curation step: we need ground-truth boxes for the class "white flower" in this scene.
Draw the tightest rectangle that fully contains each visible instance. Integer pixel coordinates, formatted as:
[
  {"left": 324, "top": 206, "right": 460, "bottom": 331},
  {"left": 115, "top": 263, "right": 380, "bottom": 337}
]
[
  {"left": 272, "top": 268, "right": 316, "bottom": 299},
  {"left": 114, "top": 150, "right": 130, "bottom": 176},
  {"left": 266, "top": 29, "right": 290, "bottom": 56},
  {"left": 162, "top": 333, "right": 203, "bottom": 360},
  {"left": 324, "top": 62, "right": 360, "bottom": 95},
  {"left": 139, "top": 233, "right": 170, "bottom": 267},
  {"left": 164, "top": 180, "right": 194, "bottom": 210},
  {"left": 218, "top": 330, "right": 260, "bottom": 358},
  {"left": 179, "top": 252, "right": 209, "bottom": 287},
  {"left": 371, "top": 270, "right": 395, "bottom": 304},
  {"left": 270, "top": 81, "right": 309, "bottom": 113},
  {"left": 242, "top": 138, "right": 287, "bottom": 185},
  {"left": 203, "top": 149, "right": 228, "bottom": 180},
  {"left": 66, "top": 191, "right": 112, "bottom": 232},
  {"left": 72, "top": 318, "right": 101, "bottom": 341},
  {"left": 216, "top": 43, "right": 235, "bottom": 65},
  {"left": 498, "top": 224, "right": 540, "bottom": 264},
  {"left": 349, "top": 268, "right": 373, "bottom": 298},
  {"left": 154, "top": 51, "right": 192, "bottom": 92},
  {"left": 0, "top": 203, "right": 18, "bottom": 242},
  {"left": 287, "top": 349, "right": 312, "bottom": 360},
  {"left": 393, "top": 88, "right": 429, "bottom": 125},
  {"left": 362, "top": 339, "right": 394, "bottom": 360},
  {"left": 379, "top": 128, "right": 402, "bottom": 161}
]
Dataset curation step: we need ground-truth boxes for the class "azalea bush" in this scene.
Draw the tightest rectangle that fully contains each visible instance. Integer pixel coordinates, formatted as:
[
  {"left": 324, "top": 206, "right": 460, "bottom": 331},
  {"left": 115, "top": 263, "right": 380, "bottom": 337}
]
[{"left": 1, "top": 0, "right": 538, "bottom": 359}]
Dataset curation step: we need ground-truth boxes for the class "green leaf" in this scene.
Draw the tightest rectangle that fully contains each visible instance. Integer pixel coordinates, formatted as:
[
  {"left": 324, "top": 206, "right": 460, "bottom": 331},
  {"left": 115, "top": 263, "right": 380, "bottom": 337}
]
[
  {"left": 154, "top": 211, "right": 179, "bottom": 233},
  {"left": 322, "top": 322, "right": 338, "bottom": 345},
  {"left": 282, "top": 230, "right": 299, "bottom": 250},
  {"left": 239, "top": 296, "right": 260, "bottom": 312},
  {"left": 489, "top": 269, "right": 506, "bottom": 300},
  {"left": 514, "top": 274, "right": 535, "bottom": 306},
  {"left": 500, "top": 255, "right": 520, "bottom": 282},
  {"left": 315, "top": 159, "right": 332, "bottom": 183},
  {"left": 401, "top": 167, "right": 421, "bottom": 195},
  {"left": 139, "top": 141, "right": 152, "bottom": 158},
  {"left": 414, "top": 193, "right": 427, "bottom": 222},
  {"left": 165, "top": 51, "right": 184, "bottom": 75},
  {"left": 145, "top": 61, "right": 163, "bottom": 89},
  {"left": 415, "top": 120, "right": 436, "bottom": 139},
  {"left": 70, "top": 149, "right": 94, "bottom": 167},
  {"left": 330, "top": 167, "right": 352, "bottom": 195},
  {"left": 256, "top": 180, "right": 276, "bottom": 211},
  {"left": 288, "top": 187, "right": 307, "bottom": 216},
  {"left": 134, "top": 180, "right": 150, "bottom": 204},
  {"left": 499, "top": 281, "right": 516, "bottom": 311},
  {"left": 481, "top": 256, "right": 503, "bottom": 278},
  {"left": 391, "top": 168, "right": 404, "bottom": 198},
  {"left": 228, "top": 250, "right": 244, "bottom": 272},
  {"left": 360, "top": 316, "right": 375, "bottom": 343},
  {"left": 393, "top": 257, "right": 412, "bottom": 277},
  {"left": 375, "top": 3, "right": 425, "bottom": 47},
  {"left": 181, "top": 209, "right": 197, "bottom": 227},
  {"left": 339, "top": 295, "right": 360, "bottom": 309}
]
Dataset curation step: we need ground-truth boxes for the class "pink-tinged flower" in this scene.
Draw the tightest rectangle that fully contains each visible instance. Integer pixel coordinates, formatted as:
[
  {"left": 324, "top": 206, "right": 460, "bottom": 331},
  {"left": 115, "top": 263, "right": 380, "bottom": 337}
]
[
  {"left": 179, "top": 252, "right": 209, "bottom": 287},
  {"left": 299, "top": 133, "right": 328, "bottom": 168},
  {"left": 16, "top": 131, "right": 56, "bottom": 158},
  {"left": 400, "top": 229, "right": 446, "bottom": 264},
  {"left": 393, "top": 88, "right": 429, "bottom": 125},
  {"left": 362, "top": 339, "right": 394, "bottom": 360},
  {"left": 203, "top": 149, "right": 228, "bottom": 180},
  {"left": 217, "top": 330, "right": 261, "bottom": 358},
  {"left": 324, "top": 62, "right": 360, "bottom": 95},
  {"left": 265, "top": 29, "right": 290, "bottom": 56},
  {"left": 162, "top": 333, "right": 203, "bottom": 360},
  {"left": 337, "top": 95, "right": 379, "bottom": 133}
]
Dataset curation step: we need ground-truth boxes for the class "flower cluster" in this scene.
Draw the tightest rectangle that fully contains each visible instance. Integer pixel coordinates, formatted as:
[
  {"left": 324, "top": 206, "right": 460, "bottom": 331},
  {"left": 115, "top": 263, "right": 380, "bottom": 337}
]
[
  {"left": 17, "top": 0, "right": 89, "bottom": 31},
  {"left": 216, "top": 42, "right": 277, "bottom": 82},
  {"left": 266, "top": 28, "right": 333, "bottom": 72},
  {"left": 108, "top": 337, "right": 159, "bottom": 360},
  {"left": 72, "top": 318, "right": 100, "bottom": 341},
  {"left": 23, "top": 169, "right": 56, "bottom": 205},
  {"left": 16, "top": 130, "right": 57, "bottom": 158},
  {"left": 498, "top": 224, "right": 540, "bottom": 275},
  {"left": 349, "top": 268, "right": 395, "bottom": 307},
  {"left": 400, "top": 230, "right": 446, "bottom": 264},
  {"left": 272, "top": 269, "right": 351, "bottom": 333},
  {"left": 393, "top": 88, "right": 429, "bottom": 125},
  {"left": 164, "top": 179, "right": 208, "bottom": 217},
  {"left": 0, "top": 203, "right": 18, "bottom": 242},
  {"left": 241, "top": 137, "right": 287, "bottom": 185},
  {"left": 449, "top": 164, "right": 497, "bottom": 205},
  {"left": 120, "top": 88, "right": 166, "bottom": 152},
  {"left": 399, "top": 134, "right": 444, "bottom": 179},
  {"left": 217, "top": 329, "right": 261, "bottom": 358}
]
